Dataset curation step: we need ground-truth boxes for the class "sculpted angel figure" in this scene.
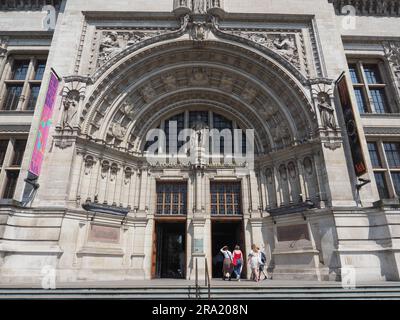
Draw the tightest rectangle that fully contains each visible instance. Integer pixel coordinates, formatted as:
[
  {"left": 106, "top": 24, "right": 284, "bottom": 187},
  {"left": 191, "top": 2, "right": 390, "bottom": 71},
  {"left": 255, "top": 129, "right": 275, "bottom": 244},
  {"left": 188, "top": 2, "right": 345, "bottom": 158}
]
[{"left": 273, "top": 34, "right": 296, "bottom": 59}]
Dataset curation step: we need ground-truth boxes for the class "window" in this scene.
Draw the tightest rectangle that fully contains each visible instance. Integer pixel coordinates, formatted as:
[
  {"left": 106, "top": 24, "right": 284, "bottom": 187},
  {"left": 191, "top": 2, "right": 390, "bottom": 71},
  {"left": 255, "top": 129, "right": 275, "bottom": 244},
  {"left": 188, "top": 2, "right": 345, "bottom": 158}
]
[
  {"left": 374, "top": 172, "right": 389, "bottom": 199},
  {"left": 0, "top": 138, "right": 27, "bottom": 200},
  {"left": 0, "top": 140, "right": 8, "bottom": 167},
  {"left": 384, "top": 143, "right": 400, "bottom": 168},
  {"left": 146, "top": 111, "right": 248, "bottom": 157},
  {"left": 0, "top": 55, "right": 47, "bottom": 111},
  {"left": 210, "top": 182, "right": 242, "bottom": 215},
  {"left": 368, "top": 142, "right": 382, "bottom": 168},
  {"left": 347, "top": 60, "right": 392, "bottom": 114},
  {"left": 392, "top": 173, "right": 400, "bottom": 197},
  {"left": 156, "top": 182, "right": 187, "bottom": 215},
  {"left": 368, "top": 140, "right": 400, "bottom": 199}
]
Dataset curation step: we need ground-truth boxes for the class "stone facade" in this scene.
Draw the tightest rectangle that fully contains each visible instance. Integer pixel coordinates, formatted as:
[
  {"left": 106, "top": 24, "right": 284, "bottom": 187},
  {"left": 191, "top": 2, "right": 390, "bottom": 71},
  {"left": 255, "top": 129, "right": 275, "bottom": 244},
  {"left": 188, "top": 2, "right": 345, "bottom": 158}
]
[{"left": 0, "top": 0, "right": 399, "bottom": 284}]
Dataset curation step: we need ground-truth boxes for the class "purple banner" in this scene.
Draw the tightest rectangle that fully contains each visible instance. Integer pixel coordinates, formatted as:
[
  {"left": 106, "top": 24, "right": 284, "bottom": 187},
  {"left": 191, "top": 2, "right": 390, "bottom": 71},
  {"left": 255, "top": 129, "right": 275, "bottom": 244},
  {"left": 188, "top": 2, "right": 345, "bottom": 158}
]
[{"left": 29, "top": 71, "right": 59, "bottom": 177}]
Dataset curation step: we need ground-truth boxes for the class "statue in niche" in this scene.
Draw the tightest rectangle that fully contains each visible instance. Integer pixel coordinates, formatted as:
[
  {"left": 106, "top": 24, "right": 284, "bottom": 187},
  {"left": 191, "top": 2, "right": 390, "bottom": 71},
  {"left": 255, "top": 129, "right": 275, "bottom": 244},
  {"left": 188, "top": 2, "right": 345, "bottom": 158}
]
[
  {"left": 192, "top": 0, "right": 207, "bottom": 14},
  {"left": 190, "top": 114, "right": 209, "bottom": 166},
  {"left": 61, "top": 90, "right": 80, "bottom": 129},
  {"left": 317, "top": 92, "right": 336, "bottom": 130}
]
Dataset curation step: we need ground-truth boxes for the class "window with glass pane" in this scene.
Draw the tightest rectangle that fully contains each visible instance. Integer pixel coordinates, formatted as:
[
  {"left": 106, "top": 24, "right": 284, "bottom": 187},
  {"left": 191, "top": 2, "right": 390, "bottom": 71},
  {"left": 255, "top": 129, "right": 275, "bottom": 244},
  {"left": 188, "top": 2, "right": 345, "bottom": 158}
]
[
  {"left": 210, "top": 182, "right": 241, "bottom": 215},
  {"left": 391, "top": 173, "right": 400, "bottom": 197},
  {"left": 368, "top": 142, "right": 382, "bottom": 168},
  {"left": 384, "top": 143, "right": 400, "bottom": 168},
  {"left": 2, "top": 170, "right": 19, "bottom": 199},
  {"left": 348, "top": 64, "right": 360, "bottom": 83},
  {"left": 12, "top": 60, "right": 29, "bottom": 80},
  {"left": 370, "top": 89, "right": 388, "bottom": 113},
  {"left": 4, "top": 85, "right": 23, "bottom": 110},
  {"left": 354, "top": 88, "right": 367, "bottom": 113},
  {"left": 374, "top": 172, "right": 389, "bottom": 199},
  {"left": 165, "top": 113, "right": 185, "bottom": 153},
  {"left": 189, "top": 111, "right": 208, "bottom": 128},
  {"left": 0, "top": 140, "right": 8, "bottom": 167},
  {"left": 156, "top": 182, "right": 187, "bottom": 215},
  {"left": 11, "top": 140, "right": 26, "bottom": 166},
  {"left": 27, "top": 85, "right": 41, "bottom": 110},
  {"left": 363, "top": 64, "right": 382, "bottom": 84},
  {"left": 34, "top": 60, "right": 46, "bottom": 80},
  {"left": 212, "top": 114, "right": 233, "bottom": 154}
]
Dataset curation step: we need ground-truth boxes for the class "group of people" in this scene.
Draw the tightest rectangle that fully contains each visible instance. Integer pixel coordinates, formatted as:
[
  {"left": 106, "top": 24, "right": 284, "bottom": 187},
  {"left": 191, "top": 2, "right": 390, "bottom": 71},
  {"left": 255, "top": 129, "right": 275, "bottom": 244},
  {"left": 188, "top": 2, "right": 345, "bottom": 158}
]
[{"left": 220, "top": 244, "right": 270, "bottom": 282}]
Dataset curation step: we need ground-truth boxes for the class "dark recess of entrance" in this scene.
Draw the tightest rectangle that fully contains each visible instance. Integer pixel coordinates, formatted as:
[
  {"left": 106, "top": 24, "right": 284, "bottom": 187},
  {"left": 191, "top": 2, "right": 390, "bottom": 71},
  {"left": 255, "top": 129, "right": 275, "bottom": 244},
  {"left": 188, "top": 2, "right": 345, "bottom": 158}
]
[
  {"left": 211, "top": 220, "right": 246, "bottom": 279},
  {"left": 154, "top": 222, "right": 186, "bottom": 279}
]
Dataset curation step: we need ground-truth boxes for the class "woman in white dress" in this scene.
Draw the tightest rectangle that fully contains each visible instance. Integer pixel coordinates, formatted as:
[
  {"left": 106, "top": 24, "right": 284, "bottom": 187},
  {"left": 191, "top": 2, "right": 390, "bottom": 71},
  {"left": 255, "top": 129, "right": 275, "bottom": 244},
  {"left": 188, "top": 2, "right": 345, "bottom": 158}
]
[{"left": 248, "top": 244, "right": 260, "bottom": 282}]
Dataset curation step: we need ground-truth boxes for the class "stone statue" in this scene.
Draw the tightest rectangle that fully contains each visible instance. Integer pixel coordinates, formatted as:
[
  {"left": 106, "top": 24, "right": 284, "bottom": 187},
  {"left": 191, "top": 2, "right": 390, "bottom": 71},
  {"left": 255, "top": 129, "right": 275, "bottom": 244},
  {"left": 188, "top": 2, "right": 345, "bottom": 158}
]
[
  {"left": 99, "top": 31, "right": 121, "bottom": 63},
  {"left": 273, "top": 34, "right": 296, "bottom": 61},
  {"left": 61, "top": 90, "right": 80, "bottom": 129},
  {"left": 110, "top": 122, "right": 127, "bottom": 140},
  {"left": 318, "top": 93, "right": 336, "bottom": 130}
]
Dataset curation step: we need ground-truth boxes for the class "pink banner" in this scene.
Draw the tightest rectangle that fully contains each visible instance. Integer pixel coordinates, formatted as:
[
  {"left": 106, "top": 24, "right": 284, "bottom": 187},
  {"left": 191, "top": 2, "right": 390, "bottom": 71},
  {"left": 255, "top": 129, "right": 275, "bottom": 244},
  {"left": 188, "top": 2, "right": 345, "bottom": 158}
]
[{"left": 29, "top": 71, "right": 59, "bottom": 177}]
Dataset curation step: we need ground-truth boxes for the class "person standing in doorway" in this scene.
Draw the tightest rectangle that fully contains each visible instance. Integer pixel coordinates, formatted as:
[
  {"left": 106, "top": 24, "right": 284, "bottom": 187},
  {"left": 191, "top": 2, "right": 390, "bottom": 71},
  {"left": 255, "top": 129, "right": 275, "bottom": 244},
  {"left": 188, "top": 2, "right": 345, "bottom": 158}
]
[
  {"left": 220, "top": 246, "right": 233, "bottom": 280},
  {"left": 248, "top": 244, "right": 260, "bottom": 282},
  {"left": 232, "top": 245, "right": 244, "bottom": 281}
]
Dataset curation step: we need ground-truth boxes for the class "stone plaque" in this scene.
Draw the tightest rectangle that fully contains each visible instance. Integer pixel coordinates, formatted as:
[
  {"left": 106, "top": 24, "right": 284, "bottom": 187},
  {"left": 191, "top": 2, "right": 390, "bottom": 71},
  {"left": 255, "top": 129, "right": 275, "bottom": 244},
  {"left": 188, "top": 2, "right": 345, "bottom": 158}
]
[
  {"left": 88, "top": 224, "right": 120, "bottom": 244},
  {"left": 193, "top": 238, "right": 204, "bottom": 253},
  {"left": 277, "top": 224, "right": 310, "bottom": 242}
]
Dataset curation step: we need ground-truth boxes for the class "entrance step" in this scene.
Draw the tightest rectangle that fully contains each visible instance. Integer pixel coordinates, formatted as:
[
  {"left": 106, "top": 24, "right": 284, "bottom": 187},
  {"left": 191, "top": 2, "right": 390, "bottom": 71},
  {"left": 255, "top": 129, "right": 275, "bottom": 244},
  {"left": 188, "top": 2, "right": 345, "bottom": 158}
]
[{"left": 1, "top": 281, "right": 400, "bottom": 299}]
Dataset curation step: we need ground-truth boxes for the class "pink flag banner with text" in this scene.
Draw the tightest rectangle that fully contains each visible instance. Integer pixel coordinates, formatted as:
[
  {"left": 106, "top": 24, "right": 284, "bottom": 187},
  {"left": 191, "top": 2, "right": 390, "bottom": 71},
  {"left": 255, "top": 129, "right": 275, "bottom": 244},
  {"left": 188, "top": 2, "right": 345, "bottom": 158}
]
[{"left": 28, "top": 71, "right": 59, "bottom": 177}]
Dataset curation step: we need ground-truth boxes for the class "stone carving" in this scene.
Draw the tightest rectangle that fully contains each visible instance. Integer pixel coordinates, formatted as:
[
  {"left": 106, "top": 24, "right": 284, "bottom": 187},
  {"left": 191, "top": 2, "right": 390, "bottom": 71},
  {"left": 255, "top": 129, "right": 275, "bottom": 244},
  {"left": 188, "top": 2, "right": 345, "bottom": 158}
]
[
  {"left": 162, "top": 74, "right": 178, "bottom": 91},
  {"left": 122, "top": 102, "right": 135, "bottom": 119},
  {"left": 189, "top": 68, "right": 209, "bottom": 86},
  {"left": 383, "top": 41, "right": 400, "bottom": 88},
  {"left": 84, "top": 156, "right": 95, "bottom": 175},
  {"left": 101, "top": 161, "right": 110, "bottom": 179},
  {"left": 97, "top": 30, "right": 164, "bottom": 66},
  {"left": 110, "top": 122, "right": 127, "bottom": 140},
  {"left": 191, "top": 22, "right": 209, "bottom": 41},
  {"left": 141, "top": 85, "right": 157, "bottom": 103},
  {"left": 98, "top": 31, "right": 122, "bottom": 66},
  {"left": 273, "top": 34, "right": 297, "bottom": 64},
  {"left": 317, "top": 92, "right": 336, "bottom": 130},
  {"left": 61, "top": 89, "right": 80, "bottom": 129},
  {"left": 229, "top": 31, "right": 300, "bottom": 69},
  {"left": 0, "top": 37, "right": 8, "bottom": 58},
  {"left": 219, "top": 74, "right": 234, "bottom": 92},
  {"left": 288, "top": 162, "right": 297, "bottom": 179},
  {"left": 241, "top": 86, "right": 258, "bottom": 104},
  {"left": 303, "top": 157, "right": 313, "bottom": 175},
  {"left": 192, "top": 0, "right": 207, "bottom": 14}
]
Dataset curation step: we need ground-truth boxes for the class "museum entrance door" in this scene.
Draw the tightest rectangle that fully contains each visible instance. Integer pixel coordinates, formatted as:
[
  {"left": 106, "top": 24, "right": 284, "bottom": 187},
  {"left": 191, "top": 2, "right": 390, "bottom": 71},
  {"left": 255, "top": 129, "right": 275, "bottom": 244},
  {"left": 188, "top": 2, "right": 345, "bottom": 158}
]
[
  {"left": 153, "top": 221, "right": 186, "bottom": 279},
  {"left": 211, "top": 219, "right": 246, "bottom": 279}
]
